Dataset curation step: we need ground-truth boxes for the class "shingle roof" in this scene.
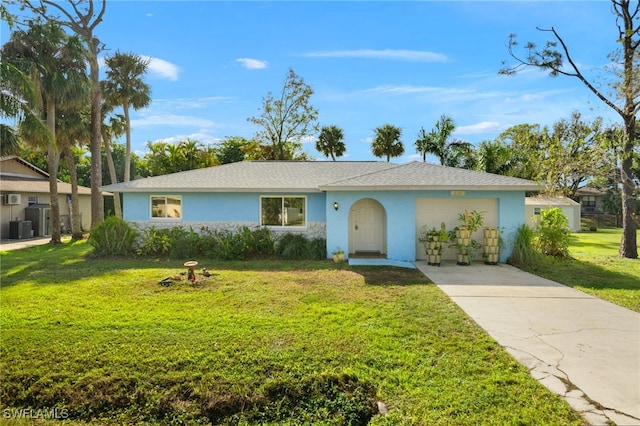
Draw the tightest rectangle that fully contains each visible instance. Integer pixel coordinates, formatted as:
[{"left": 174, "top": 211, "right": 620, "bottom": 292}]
[
  {"left": 100, "top": 160, "right": 542, "bottom": 193},
  {"left": 525, "top": 196, "right": 580, "bottom": 206},
  {"left": 320, "top": 161, "right": 541, "bottom": 191}
]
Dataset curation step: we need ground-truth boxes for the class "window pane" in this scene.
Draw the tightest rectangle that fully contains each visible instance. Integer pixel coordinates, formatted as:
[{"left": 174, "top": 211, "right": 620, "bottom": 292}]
[
  {"left": 262, "top": 197, "right": 282, "bottom": 226},
  {"left": 284, "top": 197, "right": 305, "bottom": 226},
  {"left": 151, "top": 197, "right": 165, "bottom": 218},
  {"left": 166, "top": 197, "right": 182, "bottom": 218}
]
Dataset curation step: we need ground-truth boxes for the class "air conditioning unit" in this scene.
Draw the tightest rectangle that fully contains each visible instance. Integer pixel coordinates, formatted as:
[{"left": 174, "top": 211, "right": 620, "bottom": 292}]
[{"left": 4, "top": 194, "right": 21, "bottom": 205}]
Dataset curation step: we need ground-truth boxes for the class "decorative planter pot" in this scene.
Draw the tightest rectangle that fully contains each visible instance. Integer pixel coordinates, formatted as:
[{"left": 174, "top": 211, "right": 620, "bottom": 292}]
[
  {"left": 428, "top": 254, "right": 442, "bottom": 266},
  {"left": 457, "top": 253, "right": 470, "bottom": 266},
  {"left": 332, "top": 253, "right": 345, "bottom": 263},
  {"left": 483, "top": 227, "right": 500, "bottom": 265}
]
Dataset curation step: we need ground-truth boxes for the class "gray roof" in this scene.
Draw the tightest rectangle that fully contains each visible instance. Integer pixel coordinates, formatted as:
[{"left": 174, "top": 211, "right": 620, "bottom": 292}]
[
  {"left": 525, "top": 196, "right": 580, "bottom": 206},
  {"left": 100, "top": 161, "right": 542, "bottom": 193}
]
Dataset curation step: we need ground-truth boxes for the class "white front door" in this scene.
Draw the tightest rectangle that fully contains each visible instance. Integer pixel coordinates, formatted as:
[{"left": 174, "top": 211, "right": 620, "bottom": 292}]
[{"left": 350, "top": 199, "right": 385, "bottom": 254}]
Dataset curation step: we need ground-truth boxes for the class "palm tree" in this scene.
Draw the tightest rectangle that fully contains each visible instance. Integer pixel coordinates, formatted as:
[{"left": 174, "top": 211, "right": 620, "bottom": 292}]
[
  {"left": 102, "top": 51, "right": 151, "bottom": 182},
  {"left": 57, "top": 106, "right": 91, "bottom": 239},
  {"left": 316, "top": 125, "right": 346, "bottom": 161},
  {"left": 415, "top": 127, "right": 430, "bottom": 162},
  {"left": 371, "top": 124, "right": 404, "bottom": 162},
  {"left": 100, "top": 113, "right": 126, "bottom": 217},
  {"left": 475, "top": 140, "right": 523, "bottom": 176},
  {"left": 2, "top": 20, "right": 88, "bottom": 244},
  {"left": 422, "top": 115, "right": 474, "bottom": 167}
]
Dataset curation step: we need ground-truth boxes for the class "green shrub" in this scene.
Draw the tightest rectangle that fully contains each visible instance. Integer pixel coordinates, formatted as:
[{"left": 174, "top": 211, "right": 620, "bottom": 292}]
[
  {"left": 88, "top": 216, "right": 138, "bottom": 257},
  {"left": 508, "top": 224, "right": 542, "bottom": 268},
  {"left": 307, "top": 238, "right": 327, "bottom": 260},
  {"left": 137, "top": 226, "right": 173, "bottom": 257},
  {"left": 246, "top": 226, "right": 276, "bottom": 257},
  {"left": 275, "top": 233, "right": 310, "bottom": 260},
  {"left": 536, "top": 208, "right": 571, "bottom": 258},
  {"left": 211, "top": 229, "right": 250, "bottom": 260}
]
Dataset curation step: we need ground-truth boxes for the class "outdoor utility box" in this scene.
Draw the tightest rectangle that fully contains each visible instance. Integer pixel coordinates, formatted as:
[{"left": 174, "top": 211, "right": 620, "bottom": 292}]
[
  {"left": 25, "top": 204, "right": 51, "bottom": 237},
  {"left": 9, "top": 220, "right": 32, "bottom": 239}
]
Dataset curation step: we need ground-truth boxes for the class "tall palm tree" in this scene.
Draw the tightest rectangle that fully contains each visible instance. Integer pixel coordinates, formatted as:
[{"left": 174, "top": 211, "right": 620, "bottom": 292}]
[
  {"left": 100, "top": 112, "right": 126, "bottom": 218},
  {"left": 422, "top": 115, "right": 474, "bottom": 167},
  {"left": 316, "top": 125, "right": 346, "bottom": 161},
  {"left": 57, "top": 106, "right": 91, "bottom": 239},
  {"left": 2, "top": 20, "right": 88, "bottom": 244},
  {"left": 371, "top": 124, "right": 404, "bottom": 162},
  {"left": 102, "top": 51, "right": 151, "bottom": 182}
]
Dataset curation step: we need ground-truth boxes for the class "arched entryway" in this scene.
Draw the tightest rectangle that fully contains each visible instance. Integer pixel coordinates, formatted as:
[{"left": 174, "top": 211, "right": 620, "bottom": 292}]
[{"left": 349, "top": 198, "right": 386, "bottom": 257}]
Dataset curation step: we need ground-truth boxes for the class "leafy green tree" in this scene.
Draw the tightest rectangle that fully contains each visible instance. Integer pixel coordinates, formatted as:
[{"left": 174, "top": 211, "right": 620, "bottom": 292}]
[
  {"left": 144, "top": 139, "right": 217, "bottom": 176},
  {"left": 372, "top": 124, "right": 404, "bottom": 162},
  {"left": 500, "top": 0, "right": 638, "bottom": 258},
  {"left": 247, "top": 68, "right": 319, "bottom": 160},
  {"left": 500, "top": 113, "right": 610, "bottom": 198},
  {"left": 213, "top": 136, "right": 254, "bottom": 164},
  {"left": 535, "top": 208, "right": 571, "bottom": 258},
  {"left": 101, "top": 51, "right": 151, "bottom": 183},
  {"left": 2, "top": 20, "right": 88, "bottom": 244},
  {"left": 316, "top": 125, "right": 346, "bottom": 161}
]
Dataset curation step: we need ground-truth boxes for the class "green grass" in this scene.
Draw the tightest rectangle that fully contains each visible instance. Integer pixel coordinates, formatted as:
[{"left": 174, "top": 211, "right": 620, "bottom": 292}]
[
  {"left": 518, "top": 228, "right": 640, "bottom": 312},
  {"left": 0, "top": 241, "right": 584, "bottom": 425}
]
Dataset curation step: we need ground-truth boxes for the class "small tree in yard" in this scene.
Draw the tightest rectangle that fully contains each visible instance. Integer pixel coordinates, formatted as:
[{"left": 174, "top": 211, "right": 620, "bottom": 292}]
[
  {"left": 372, "top": 124, "right": 404, "bottom": 162},
  {"left": 535, "top": 208, "right": 571, "bottom": 258},
  {"left": 500, "top": 0, "right": 638, "bottom": 259}
]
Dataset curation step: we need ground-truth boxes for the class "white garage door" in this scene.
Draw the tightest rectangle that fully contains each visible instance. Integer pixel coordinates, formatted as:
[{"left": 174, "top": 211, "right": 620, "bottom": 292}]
[{"left": 415, "top": 198, "right": 498, "bottom": 260}]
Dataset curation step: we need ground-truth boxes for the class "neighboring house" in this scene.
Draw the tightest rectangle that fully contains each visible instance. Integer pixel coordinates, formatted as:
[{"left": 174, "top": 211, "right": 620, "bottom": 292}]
[
  {"left": 0, "top": 156, "right": 92, "bottom": 239},
  {"left": 525, "top": 196, "right": 582, "bottom": 232},
  {"left": 576, "top": 186, "right": 606, "bottom": 215},
  {"left": 101, "top": 161, "right": 542, "bottom": 263}
]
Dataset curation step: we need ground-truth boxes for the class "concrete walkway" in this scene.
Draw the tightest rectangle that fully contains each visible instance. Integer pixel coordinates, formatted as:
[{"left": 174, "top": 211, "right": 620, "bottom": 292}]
[
  {"left": 0, "top": 237, "right": 52, "bottom": 252},
  {"left": 415, "top": 261, "right": 640, "bottom": 426}
]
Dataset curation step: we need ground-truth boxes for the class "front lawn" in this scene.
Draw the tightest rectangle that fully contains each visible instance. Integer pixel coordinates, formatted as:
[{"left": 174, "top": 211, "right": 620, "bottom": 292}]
[
  {"left": 0, "top": 241, "right": 583, "bottom": 425},
  {"left": 518, "top": 228, "right": 640, "bottom": 312}
]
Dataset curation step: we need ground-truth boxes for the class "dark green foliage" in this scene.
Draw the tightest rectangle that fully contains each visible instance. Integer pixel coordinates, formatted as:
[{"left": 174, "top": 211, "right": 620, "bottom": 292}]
[
  {"left": 275, "top": 233, "right": 310, "bottom": 260},
  {"left": 536, "top": 208, "right": 571, "bottom": 258},
  {"left": 87, "top": 216, "right": 138, "bottom": 257},
  {"left": 307, "top": 238, "right": 328, "bottom": 260}
]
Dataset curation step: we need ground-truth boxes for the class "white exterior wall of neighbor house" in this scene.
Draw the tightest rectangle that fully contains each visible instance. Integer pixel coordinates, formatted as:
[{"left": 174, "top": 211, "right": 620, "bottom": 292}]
[
  {"left": 122, "top": 192, "right": 327, "bottom": 239},
  {"left": 525, "top": 198, "right": 581, "bottom": 232},
  {"left": 326, "top": 190, "right": 527, "bottom": 263}
]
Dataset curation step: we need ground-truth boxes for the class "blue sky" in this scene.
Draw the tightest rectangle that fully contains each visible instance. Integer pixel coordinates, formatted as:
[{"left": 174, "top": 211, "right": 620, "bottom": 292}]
[{"left": 4, "top": 1, "right": 621, "bottom": 162}]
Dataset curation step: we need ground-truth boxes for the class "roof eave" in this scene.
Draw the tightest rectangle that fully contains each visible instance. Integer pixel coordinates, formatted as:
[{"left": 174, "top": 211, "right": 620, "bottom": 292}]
[{"left": 319, "top": 185, "right": 543, "bottom": 192}]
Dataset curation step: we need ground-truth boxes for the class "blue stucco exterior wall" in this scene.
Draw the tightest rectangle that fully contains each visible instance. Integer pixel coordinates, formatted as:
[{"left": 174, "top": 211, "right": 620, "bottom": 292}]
[
  {"left": 326, "top": 190, "right": 527, "bottom": 262},
  {"left": 123, "top": 192, "right": 326, "bottom": 223},
  {"left": 123, "top": 190, "right": 526, "bottom": 262}
]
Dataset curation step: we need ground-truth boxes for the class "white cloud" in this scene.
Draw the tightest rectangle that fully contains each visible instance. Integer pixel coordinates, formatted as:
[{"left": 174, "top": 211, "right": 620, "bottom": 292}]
[
  {"left": 456, "top": 121, "right": 504, "bottom": 135},
  {"left": 152, "top": 96, "right": 233, "bottom": 110},
  {"left": 131, "top": 114, "right": 215, "bottom": 128},
  {"left": 236, "top": 58, "right": 269, "bottom": 69},
  {"left": 141, "top": 56, "right": 180, "bottom": 81},
  {"left": 303, "top": 49, "right": 448, "bottom": 63}
]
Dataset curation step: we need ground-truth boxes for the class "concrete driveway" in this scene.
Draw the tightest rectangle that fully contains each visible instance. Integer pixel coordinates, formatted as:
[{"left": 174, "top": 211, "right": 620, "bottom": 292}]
[{"left": 416, "top": 261, "right": 640, "bottom": 426}]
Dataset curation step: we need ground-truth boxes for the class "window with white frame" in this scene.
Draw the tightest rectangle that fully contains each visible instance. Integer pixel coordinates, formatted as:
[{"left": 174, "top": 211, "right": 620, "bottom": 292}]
[
  {"left": 261, "top": 196, "right": 306, "bottom": 227},
  {"left": 151, "top": 196, "right": 182, "bottom": 219},
  {"left": 28, "top": 196, "right": 38, "bottom": 206}
]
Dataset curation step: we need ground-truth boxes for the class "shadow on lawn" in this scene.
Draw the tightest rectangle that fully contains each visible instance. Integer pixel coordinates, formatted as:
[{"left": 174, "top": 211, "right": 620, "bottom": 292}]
[{"left": 0, "top": 241, "right": 432, "bottom": 288}]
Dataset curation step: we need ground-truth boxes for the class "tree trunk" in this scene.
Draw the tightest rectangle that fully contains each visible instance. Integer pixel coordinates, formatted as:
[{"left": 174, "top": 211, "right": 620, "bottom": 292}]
[
  {"left": 89, "top": 45, "right": 104, "bottom": 228},
  {"left": 102, "top": 131, "right": 122, "bottom": 218},
  {"left": 619, "top": 117, "right": 638, "bottom": 258},
  {"left": 63, "top": 144, "right": 84, "bottom": 240},
  {"left": 46, "top": 99, "right": 61, "bottom": 245},
  {"left": 123, "top": 101, "right": 131, "bottom": 182}
]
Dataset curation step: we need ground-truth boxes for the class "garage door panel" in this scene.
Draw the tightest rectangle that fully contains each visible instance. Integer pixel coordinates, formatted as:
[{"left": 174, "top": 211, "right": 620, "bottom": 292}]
[{"left": 415, "top": 198, "right": 498, "bottom": 260}]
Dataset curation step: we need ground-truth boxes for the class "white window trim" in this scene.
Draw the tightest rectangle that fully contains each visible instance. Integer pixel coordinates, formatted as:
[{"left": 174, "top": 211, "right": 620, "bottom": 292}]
[
  {"left": 149, "top": 195, "right": 183, "bottom": 220},
  {"left": 259, "top": 195, "right": 307, "bottom": 228}
]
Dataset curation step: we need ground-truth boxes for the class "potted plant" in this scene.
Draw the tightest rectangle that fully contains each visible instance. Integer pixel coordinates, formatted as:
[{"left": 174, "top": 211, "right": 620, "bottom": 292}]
[
  {"left": 419, "top": 223, "right": 447, "bottom": 266},
  {"left": 450, "top": 210, "right": 484, "bottom": 265},
  {"left": 482, "top": 226, "right": 503, "bottom": 265},
  {"left": 332, "top": 247, "right": 345, "bottom": 263}
]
